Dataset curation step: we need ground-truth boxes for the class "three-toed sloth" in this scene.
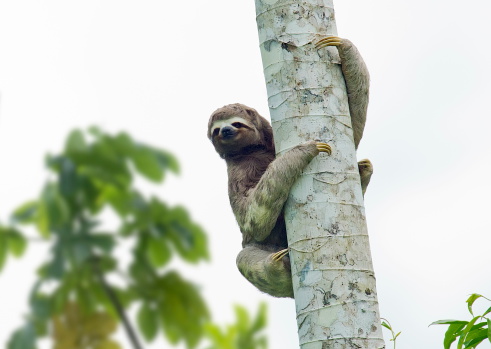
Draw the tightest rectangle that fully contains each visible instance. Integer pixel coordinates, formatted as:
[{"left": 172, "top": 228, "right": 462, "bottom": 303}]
[{"left": 207, "top": 36, "right": 372, "bottom": 298}]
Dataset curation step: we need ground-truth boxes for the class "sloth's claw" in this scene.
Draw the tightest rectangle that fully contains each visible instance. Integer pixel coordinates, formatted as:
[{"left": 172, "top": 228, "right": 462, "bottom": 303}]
[
  {"left": 271, "top": 248, "right": 289, "bottom": 262},
  {"left": 316, "top": 142, "right": 332, "bottom": 155},
  {"left": 315, "top": 36, "right": 343, "bottom": 49}
]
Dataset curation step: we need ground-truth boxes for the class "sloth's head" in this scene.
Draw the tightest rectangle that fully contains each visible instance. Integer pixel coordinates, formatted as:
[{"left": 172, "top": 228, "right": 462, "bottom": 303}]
[{"left": 208, "top": 103, "right": 274, "bottom": 158}]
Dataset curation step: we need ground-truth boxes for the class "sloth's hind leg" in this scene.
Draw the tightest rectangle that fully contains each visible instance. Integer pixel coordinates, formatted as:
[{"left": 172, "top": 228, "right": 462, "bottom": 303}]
[{"left": 236, "top": 246, "right": 293, "bottom": 298}]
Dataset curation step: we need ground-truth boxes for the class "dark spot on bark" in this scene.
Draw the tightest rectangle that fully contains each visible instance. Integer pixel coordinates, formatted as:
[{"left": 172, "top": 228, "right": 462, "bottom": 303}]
[
  {"left": 337, "top": 254, "right": 348, "bottom": 266},
  {"left": 263, "top": 40, "right": 273, "bottom": 52},
  {"left": 322, "top": 291, "right": 338, "bottom": 305},
  {"left": 281, "top": 42, "right": 295, "bottom": 52},
  {"left": 365, "top": 288, "right": 372, "bottom": 296},
  {"left": 299, "top": 261, "right": 311, "bottom": 282},
  {"left": 327, "top": 223, "right": 340, "bottom": 235},
  {"left": 348, "top": 282, "right": 360, "bottom": 292},
  {"left": 300, "top": 90, "right": 323, "bottom": 105},
  {"left": 371, "top": 325, "right": 378, "bottom": 332}
]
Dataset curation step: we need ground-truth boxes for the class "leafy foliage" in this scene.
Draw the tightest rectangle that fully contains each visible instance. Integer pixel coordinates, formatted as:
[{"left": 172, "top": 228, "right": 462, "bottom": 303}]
[
  {"left": 381, "top": 318, "right": 401, "bottom": 349},
  {"left": 204, "top": 303, "right": 268, "bottom": 349},
  {"left": 0, "top": 226, "right": 27, "bottom": 272},
  {"left": 431, "top": 294, "right": 491, "bottom": 348},
  {"left": 7, "top": 322, "right": 36, "bottom": 349},
  {"left": 3, "top": 128, "right": 213, "bottom": 348}
]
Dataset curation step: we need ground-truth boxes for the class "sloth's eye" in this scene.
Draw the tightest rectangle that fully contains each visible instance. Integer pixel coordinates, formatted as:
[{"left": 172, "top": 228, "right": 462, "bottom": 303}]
[
  {"left": 212, "top": 128, "right": 219, "bottom": 136},
  {"left": 232, "top": 122, "right": 243, "bottom": 128}
]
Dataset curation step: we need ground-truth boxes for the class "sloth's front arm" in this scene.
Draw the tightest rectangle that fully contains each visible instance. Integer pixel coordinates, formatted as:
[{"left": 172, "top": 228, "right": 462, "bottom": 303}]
[
  {"left": 316, "top": 36, "right": 370, "bottom": 149},
  {"left": 233, "top": 142, "right": 331, "bottom": 242}
]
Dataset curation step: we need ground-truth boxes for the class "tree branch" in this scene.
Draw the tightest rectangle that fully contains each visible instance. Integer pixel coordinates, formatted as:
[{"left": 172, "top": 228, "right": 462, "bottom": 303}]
[{"left": 92, "top": 258, "right": 144, "bottom": 349}]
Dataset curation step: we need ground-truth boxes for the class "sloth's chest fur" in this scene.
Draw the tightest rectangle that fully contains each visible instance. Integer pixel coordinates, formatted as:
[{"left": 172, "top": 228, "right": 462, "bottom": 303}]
[{"left": 226, "top": 151, "right": 288, "bottom": 250}]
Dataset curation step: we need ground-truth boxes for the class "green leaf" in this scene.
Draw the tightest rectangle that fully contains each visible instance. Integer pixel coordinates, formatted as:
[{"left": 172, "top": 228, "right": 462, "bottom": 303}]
[
  {"left": 31, "top": 293, "right": 52, "bottom": 321},
  {"left": 129, "top": 259, "right": 155, "bottom": 286},
  {"left": 470, "top": 322, "right": 487, "bottom": 330},
  {"left": 205, "top": 305, "right": 268, "bottom": 349},
  {"left": 113, "top": 286, "right": 137, "bottom": 309},
  {"left": 442, "top": 323, "right": 465, "bottom": 349},
  {"left": 65, "top": 129, "right": 87, "bottom": 155},
  {"left": 7, "top": 322, "right": 36, "bottom": 349},
  {"left": 250, "top": 302, "right": 267, "bottom": 333},
  {"left": 51, "top": 284, "right": 70, "bottom": 312},
  {"left": 204, "top": 323, "right": 228, "bottom": 347},
  {"left": 59, "top": 157, "right": 78, "bottom": 196},
  {"left": 457, "top": 316, "right": 480, "bottom": 349},
  {"left": 45, "top": 247, "right": 65, "bottom": 279},
  {"left": 7, "top": 229, "right": 27, "bottom": 257},
  {"left": 467, "top": 294, "right": 484, "bottom": 316},
  {"left": 235, "top": 305, "right": 251, "bottom": 332},
  {"left": 89, "top": 234, "right": 115, "bottom": 253},
  {"left": 165, "top": 206, "right": 209, "bottom": 263},
  {"left": 381, "top": 321, "right": 392, "bottom": 331},
  {"left": 37, "top": 183, "right": 70, "bottom": 236},
  {"left": 79, "top": 176, "right": 103, "bottom": 213},
  {"left": 88, "top": 125, "right": 103, "bottom": 138},
  {"left": 112, "top": 132, "right": 134, "bottom": 154},
  {"left": 488, "top": 318, "right": 491, "bottom": 344},
  {"left": 464, "top": 328, "right": 488, "bottom": 347},
  {"left": 153, "top": 149, "right": 179, "bottom": 174},
  {"left": 157, "top": 272, "right": 210, "bottom": 348},
  {"left": 79, "top": 163, "right": 130, "bottom": 190},
  {"left": 11, "top": 201, "right": 38, "bottom": 224},
  {"left": 130, "top": 145, "right": 163, "bottom": 182},
  {"left": 66, "top": 235, "right": 92, "bottom": 265},
  {"left": 147, "top": 235, "right": 171, "bottom": 268},
  {"left": 137, "top": 302, "right": 159, "bottom": 342},
  {"left": 0, "top": 233, "right": 8, "bottom": 272},
  {"left": 99, "top": 187, "right": 144, "bottom": 217},
  {"left": 71, "top": 133, "right": 132, "bottom": 190},
  {"left": 431, "top": 320, "right": 469, "bottom": 326},
  {"left": 36, "top": 201, "right": 49, "bottom": 237},
  {"left": 75, "top": 283, "right": 98, "bottom": 313}
]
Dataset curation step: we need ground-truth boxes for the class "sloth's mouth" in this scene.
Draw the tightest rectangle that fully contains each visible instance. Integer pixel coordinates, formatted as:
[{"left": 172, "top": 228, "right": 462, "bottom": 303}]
[
  {"left": 221, "top": 132, "right": 237, "bottom": 141},
  {"left": 220, "top": 133, "right": 239, "bottom": 142},
  {"left": 221, "top": 134, "right": 235, "bottom": 140}
]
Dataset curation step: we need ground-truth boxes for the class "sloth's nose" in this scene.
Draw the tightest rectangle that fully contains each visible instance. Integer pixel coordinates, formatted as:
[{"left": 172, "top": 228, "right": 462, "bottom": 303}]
[{"left": 221, "top": 126, "right": 235, "bottom": 139}]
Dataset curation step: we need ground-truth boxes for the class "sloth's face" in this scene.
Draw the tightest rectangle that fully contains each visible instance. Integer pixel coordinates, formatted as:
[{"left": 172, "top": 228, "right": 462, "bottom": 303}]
[{"left": 209, "top": 116, "right": 262, "bottom": 156}]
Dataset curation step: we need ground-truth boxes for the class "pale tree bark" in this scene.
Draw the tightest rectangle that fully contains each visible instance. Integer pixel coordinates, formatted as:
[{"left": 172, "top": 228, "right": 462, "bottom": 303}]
[{"left": 254, "top": 0, "right": 385, "bottom": 348}]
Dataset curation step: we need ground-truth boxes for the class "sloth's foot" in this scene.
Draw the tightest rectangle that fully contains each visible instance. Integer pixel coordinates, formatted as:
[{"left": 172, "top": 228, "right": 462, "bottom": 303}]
[
  {"left": 358, "top": 159, "right": 373, "bottom": 196},
  {"left": 237, "top": 246, "right": 293, "bottom": 297},
  {"left": 316, "top": 142, "right": 332, "bottom": 155},
  {"left": 315, "top": 36, "right": 343, "bottom": 49}
]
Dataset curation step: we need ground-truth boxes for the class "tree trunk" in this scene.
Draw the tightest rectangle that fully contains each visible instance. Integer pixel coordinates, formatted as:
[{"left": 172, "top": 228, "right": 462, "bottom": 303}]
[{"left": 254, "top": 0, "right": 385, "bottom": 347}]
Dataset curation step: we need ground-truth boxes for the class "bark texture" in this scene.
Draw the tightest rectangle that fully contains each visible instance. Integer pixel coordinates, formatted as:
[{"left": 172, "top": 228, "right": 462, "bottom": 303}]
[{"left": 254, "top": 0, "right": 385, "bottom": 347}]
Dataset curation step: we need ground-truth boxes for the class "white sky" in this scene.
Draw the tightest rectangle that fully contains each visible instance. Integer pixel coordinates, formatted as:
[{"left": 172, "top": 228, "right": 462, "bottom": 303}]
[{"left": 1, "top": 1, "right": 490, "bottom": 348}]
